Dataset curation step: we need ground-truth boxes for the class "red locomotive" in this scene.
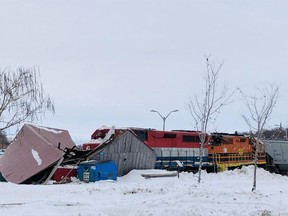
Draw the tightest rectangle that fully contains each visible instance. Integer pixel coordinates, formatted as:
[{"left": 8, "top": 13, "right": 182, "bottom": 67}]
[{"left": 88, "top": 127, "right": 209, "bottom": 171}]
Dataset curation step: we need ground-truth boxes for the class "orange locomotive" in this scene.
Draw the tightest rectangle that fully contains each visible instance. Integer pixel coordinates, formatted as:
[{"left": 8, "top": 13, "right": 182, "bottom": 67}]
[{"left": 208, "top": 133, "right": 266, "bottom": 172}]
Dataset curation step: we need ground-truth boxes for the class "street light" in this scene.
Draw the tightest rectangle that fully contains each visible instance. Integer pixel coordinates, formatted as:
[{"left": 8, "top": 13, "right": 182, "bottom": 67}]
[{"left": 150, "top": 109, "right": 179, "bottom": 131}]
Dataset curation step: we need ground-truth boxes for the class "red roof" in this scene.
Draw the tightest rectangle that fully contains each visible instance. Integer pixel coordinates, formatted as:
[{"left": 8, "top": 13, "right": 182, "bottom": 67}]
[{"left": 0, "top": 124, "right": 76, "bottom": 184}]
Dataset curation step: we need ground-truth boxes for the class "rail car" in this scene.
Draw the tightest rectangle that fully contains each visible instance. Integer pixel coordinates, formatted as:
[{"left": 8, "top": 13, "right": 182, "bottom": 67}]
[
  {"left": 262, "top": 139, "right": 288, "bottom": 174},
  {"left": 87, "top": 127, "right": 267, "bottom": 172}
]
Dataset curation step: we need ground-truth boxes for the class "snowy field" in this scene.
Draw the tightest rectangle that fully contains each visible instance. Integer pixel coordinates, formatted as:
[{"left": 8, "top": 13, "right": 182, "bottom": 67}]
[{"left": 0, "top": 166, "right": 287, "bottom": 216}]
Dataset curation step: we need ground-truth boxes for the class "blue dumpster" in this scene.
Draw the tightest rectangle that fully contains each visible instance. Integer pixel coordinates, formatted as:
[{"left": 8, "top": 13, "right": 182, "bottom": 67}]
[{"left": 78, "top": 160, "right": 117, "bottom": 182}]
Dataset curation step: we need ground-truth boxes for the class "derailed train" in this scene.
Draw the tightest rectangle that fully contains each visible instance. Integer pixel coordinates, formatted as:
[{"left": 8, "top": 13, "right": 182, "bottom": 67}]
[{"left": 85, "top": 127, "right": 288, "bottom": 174}]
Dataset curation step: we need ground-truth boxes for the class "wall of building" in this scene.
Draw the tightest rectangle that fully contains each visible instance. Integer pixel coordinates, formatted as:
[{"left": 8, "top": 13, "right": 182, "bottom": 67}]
[{"left": 92, "top": 131, "right": 156, "bottom": 176}]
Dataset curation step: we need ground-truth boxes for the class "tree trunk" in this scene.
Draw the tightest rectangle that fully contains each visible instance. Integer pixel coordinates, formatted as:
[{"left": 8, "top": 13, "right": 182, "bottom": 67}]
[
  {"left": 252, "top": 141, "right": 258, "bottom": 192},
  {"left": 198, "top": 142, "right": 203, "bottom": 183}
]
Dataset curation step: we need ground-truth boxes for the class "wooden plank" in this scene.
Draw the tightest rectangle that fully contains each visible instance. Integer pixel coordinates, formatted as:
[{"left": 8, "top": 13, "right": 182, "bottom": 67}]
[
  {"left": 43, "top": 157, "right": 64, "bottom": 185},
  {"left": 141, "top": 172, "right": 177, "bottom": 179}
]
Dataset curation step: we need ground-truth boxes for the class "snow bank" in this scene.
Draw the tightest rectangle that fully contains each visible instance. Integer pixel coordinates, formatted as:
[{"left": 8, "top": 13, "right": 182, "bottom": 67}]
[{"left": 0, "top": 166, "right": 287, "bottom": 216}]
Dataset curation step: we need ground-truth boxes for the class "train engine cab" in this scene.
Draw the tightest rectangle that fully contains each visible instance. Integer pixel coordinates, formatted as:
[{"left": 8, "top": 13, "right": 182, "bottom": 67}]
[{"left": 208, "top": 133, "right": 266, "bottom": 172}]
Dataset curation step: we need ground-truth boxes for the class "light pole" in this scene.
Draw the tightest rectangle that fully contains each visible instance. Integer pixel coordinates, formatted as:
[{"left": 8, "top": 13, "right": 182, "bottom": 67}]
[{"left": 150, "top": 109, "right": 179, "bottom": 131}]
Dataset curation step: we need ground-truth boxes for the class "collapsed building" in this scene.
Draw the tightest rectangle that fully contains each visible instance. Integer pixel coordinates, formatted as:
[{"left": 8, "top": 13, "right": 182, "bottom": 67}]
[
  {"left": 0, "top": 124, "right": 78, "bottom": 184},
  {"left": 0, "top": 124, "right": 157, "bottom": 184}
]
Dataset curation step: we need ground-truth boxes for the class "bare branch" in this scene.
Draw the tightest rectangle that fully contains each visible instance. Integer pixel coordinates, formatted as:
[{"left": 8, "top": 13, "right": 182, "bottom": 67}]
[
  {"left": 0, "top": 67, "right": 55, "bottom": 132},
  {"left": 188, "top": 56, "right": 233, "bottom": 183},
  {"left": 239, "top": 84, "right": 279, "bottom": 191}
]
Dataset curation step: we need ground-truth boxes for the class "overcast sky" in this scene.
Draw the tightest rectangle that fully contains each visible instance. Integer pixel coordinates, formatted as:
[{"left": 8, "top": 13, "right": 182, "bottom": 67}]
[{"left": 1, "top": 0, "right": 288, "bottom": 143}]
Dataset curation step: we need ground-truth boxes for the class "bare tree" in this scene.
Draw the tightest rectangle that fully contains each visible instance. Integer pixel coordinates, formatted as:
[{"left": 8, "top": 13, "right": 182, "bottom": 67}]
[
  {"left": 0, "top": 67, "right": 55, "bottom": 132},
  {"left": 188, "top": 57, "right": 232, "bottom": 183},
  {"left": 239, "top": 85, "right": 279, "bottom": 192}
]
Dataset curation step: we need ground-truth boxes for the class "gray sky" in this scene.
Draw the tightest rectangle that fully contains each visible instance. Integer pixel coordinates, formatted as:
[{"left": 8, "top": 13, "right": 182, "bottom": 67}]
[{"left": 1, "top": 0, "right": 288, "bottom": 143}]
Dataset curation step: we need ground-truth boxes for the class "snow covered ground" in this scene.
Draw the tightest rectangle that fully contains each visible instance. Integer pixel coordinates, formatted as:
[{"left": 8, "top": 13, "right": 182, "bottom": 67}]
[{"left": 0, "top": 166, "right": 287, "bottom": 216}]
